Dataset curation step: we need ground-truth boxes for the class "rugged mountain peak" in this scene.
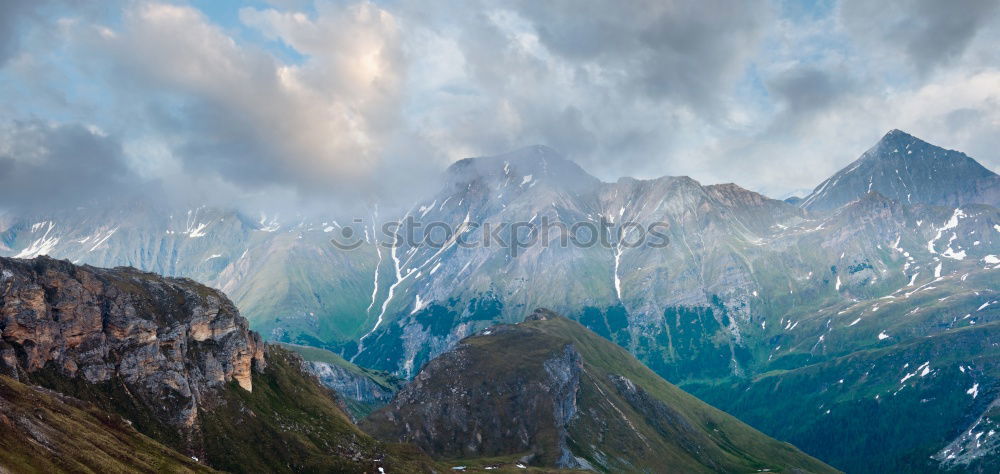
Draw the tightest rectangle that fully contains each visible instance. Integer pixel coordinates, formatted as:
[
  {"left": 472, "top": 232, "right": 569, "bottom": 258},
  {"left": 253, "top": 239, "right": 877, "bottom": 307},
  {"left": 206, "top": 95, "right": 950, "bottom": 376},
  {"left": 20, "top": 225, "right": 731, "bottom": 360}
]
[
  {"left": 363, "top": 311, "right": 836, "bottom": 472},
  {"left": 705, "top": 181, "right": 789, "bottom": 208},
  {"left": 878, "top": 128, "right": 918, "bottom": 145},
  {"left": 866, "top": 129, "right": 952, "bottom": 163},
  {"left": 801, "top": 129, "right": 1000, "bottom": 211}
]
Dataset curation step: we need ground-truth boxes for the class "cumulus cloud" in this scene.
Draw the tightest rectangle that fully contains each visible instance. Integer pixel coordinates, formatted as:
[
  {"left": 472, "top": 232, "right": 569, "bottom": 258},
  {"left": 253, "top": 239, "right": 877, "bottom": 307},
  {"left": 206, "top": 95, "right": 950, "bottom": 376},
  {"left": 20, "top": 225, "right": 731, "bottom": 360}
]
[
  {"left": 0, "top": 0, "right": 998, "bottom": 209},
  {"left": 95, "top": 2, "right": 408, "bottom": 197},
  {"left": 515, "top": 0, "right": 768, "bottom": 107},
  {"left": 368, "top": 0, "right": 773, "bottom": 181},
  {"left": 767, "top": 66, "right": 855, "bottom": 120}
]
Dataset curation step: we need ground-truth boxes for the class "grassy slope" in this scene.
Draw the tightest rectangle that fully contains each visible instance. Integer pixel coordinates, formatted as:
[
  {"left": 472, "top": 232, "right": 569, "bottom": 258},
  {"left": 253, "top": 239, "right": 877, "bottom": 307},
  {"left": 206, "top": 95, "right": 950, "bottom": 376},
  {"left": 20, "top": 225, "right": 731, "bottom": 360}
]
[
  {"left": 28, "top": 345, "right": 438, "bottom": 473},
  {"left": 688, "top": 321, "right": 1000, "bottom": 473},
  {"left": 366, "top": 313, "right": 836, "bottom": 473},
  {"left": 0, "top": 375, "right": 214, "bottom": 474},
  {"left": 197, "top": 346, "right": 438, "bottom": 473},
  {"left": 232, "top": 235, "right": 379, "bottom": 343},
  {"left": 279, "top": 342, "right": 403, "bottom": 391},
  {"left": 523, "top": 316, "right": 837, "bottom": 473},
  {"left": 279, "top": 342, "right": 405, "bottom": 419}
]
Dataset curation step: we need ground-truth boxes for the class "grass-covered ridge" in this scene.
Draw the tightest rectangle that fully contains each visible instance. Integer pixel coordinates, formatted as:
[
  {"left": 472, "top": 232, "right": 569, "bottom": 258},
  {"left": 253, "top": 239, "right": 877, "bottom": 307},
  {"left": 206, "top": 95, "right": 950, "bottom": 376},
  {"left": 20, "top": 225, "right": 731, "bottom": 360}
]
[
  {"left": 522, "top": 313, "right": 838, "bottom": 473},
  {"left": 196, "top": 346, "right": 437, "bottom": 473},
  {"left": 365, "top": 309, "right": 838, "bottom": 473},
  {"left": 279, "top": 342, "right": 405, "bottom": 419},
  {"left": 280, "top": 342, "right": 403, "bottom": 393}
]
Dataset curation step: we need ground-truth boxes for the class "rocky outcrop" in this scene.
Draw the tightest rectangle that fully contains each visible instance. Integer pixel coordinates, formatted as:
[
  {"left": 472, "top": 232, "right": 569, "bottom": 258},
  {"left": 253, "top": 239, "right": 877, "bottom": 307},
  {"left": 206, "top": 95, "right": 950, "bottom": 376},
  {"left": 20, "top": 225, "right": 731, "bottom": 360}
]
[
  {"left": 364, "top": 310, "right": 836, "bottom": 473},
  {"left": 0, "top": 256, "right": 265, "bottom": 447},
  {"left": 362, "top": 310, "right": 584, "bottom": 467}
]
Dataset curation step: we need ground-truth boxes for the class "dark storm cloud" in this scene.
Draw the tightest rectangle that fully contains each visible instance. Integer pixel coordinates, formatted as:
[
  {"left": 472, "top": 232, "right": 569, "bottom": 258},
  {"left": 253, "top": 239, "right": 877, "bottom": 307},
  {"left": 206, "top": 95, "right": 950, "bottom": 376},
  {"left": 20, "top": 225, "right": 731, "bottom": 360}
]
[
  {"left": 764, "top": 65, "right": 858, "bottom": 131},
  {"left": 0, "top": 121, "right": 142, "bottom": 210},
  {"left": 841, "top": 0, "right": 1000, "bottom": 73},
  {"left": 769, "top": 67, "right": 849, "bottom": 115},
  {"left": 511, "top": 0, "right": 768, "bottom": 108}
]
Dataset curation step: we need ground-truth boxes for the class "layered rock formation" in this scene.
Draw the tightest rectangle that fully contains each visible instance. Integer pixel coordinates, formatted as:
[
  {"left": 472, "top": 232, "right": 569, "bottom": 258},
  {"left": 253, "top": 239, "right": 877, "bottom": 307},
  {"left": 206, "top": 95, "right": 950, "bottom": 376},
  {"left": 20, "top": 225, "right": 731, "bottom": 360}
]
[{"left": 0, "top": 255, "right": 265, "bottom": 447}]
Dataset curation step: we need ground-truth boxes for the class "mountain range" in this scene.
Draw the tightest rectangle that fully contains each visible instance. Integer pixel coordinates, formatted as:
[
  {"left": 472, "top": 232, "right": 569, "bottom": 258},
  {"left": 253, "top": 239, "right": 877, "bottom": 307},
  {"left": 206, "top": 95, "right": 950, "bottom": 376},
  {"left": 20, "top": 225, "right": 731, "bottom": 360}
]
[
  {"left": 0, "top": 256, "right": 831, "bottom": 472},
  {"left": 2, "top": 129, "right": 999, "bottom": 471}
]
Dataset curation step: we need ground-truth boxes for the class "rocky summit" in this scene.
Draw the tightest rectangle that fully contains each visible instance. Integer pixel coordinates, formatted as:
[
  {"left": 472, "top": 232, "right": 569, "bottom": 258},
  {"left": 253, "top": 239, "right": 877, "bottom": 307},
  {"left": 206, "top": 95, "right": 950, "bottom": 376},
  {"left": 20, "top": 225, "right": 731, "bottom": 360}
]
[
  {"left": 363, "top": 308, "right": 837, "bottom": 473},
  {"left": 800, "top": 129, "right": 1000, "bottom": 212}
]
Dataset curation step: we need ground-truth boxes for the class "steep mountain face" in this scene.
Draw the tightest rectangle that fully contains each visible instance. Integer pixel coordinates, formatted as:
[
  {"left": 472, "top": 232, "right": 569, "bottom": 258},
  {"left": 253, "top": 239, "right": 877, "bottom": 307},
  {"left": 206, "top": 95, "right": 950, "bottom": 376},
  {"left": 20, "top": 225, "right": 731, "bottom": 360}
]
[
  {"left": 363, "top": 309, "right": 837, "bottom": 473},
  {"left": 6, "top": 137, "right": 993, "bottom": 393},
  {"left": 347, "top": 140, "right": 1000, "bottom": 472},
  {"left": 0, "top": 255, "right": 265, "bottom": 450},
  {"left": 350, "top": 145, "right": 813, "bottom": 379},
  {"left": 801, "top": 129, "right": 1000, "bottom": 212},
  {"left": 349, "top": 144, "right": 1000, "bottom": 385},
  {"left": 0, "top": 256, "right": 434, "bottom": 473},
  {"left": 0, "top": 374, "right": 214, "bottom": 473}
]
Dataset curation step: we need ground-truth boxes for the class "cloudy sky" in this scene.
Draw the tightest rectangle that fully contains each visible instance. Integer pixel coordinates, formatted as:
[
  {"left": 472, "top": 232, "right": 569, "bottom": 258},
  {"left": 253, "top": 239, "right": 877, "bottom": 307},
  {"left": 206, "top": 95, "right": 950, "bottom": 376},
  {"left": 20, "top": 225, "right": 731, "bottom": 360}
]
[{"left": 1, "top": 0, "right": 999, "bottom": 210}]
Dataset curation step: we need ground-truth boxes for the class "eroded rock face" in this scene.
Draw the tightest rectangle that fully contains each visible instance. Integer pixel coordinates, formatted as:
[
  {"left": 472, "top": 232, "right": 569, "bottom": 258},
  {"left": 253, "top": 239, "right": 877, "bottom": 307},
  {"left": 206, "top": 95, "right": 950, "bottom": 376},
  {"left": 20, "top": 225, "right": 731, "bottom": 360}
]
[
  {"left": 362, "top": 320, "right": 583, "bottom": 467},
  {"left": 0, "top": 256, "right": 265, "bottom": 441}
]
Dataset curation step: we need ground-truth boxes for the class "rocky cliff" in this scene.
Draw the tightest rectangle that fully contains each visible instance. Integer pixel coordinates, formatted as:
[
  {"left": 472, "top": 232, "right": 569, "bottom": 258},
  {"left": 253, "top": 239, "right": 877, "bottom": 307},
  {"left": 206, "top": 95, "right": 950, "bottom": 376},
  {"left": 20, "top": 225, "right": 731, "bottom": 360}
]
[
  {"left": 0, "top": 256, "right": 436, "bottom": 473},
  {"left": 365, "top": 310, "right": 586, "bottom": 467},
  {"left": 0, "top": 256, "right": 265, "bottom": 447}
]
